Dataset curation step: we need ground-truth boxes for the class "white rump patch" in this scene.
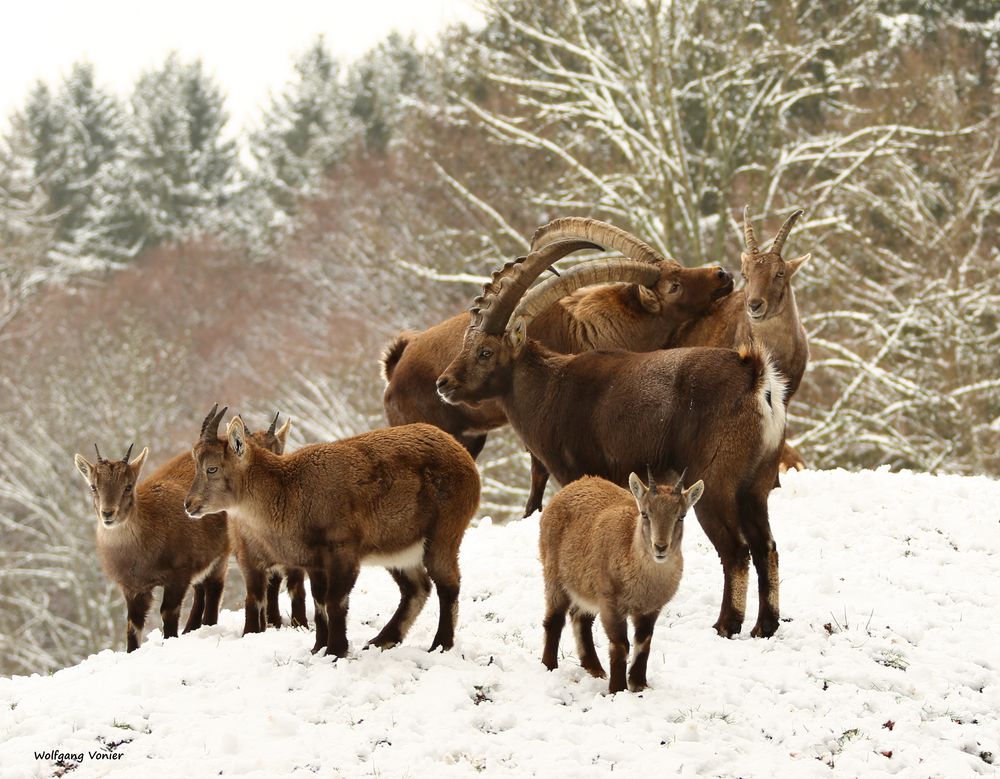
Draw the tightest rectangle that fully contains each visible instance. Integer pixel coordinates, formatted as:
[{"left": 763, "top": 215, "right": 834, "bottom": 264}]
[
  {"left": 756, "top": 350, "right": 788, "bottom": 457},
  {"left": 362, "top": 541, "right": 425, "bottom": 570}
]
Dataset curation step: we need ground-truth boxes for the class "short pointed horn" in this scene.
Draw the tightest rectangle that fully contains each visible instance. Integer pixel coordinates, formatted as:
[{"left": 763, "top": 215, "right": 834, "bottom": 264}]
[
  {"left": 474, "top": 238, "right": 602, "bottom": 335},
  {"left": 770, "top": 208, "right": 804, "bottom": 256},
  {"left": 122, "top": 443, "right": 134, "bottom": 463},
  {"left": 530, "top": 217, "right": 670, "bottom": 265},
  {"left": 743, "top": 205, "right": 759, "bottom": 254},
  {"left": 94, "top": 443, "right": 104, "bottom": 463},
  {"left": 200, "top": 404, "right": 228, "bottom": 441},
  {"left": 675, "top": 468, "right": 688, "bottom": 491},
  {"left": 513, "top": 258, "right": 661, "bottom": 326},
  {"left": 647, "top": 463, "right": 657, "bottom": 494},
  {"left": 267, "top": 412, "right": 279, "bottom": 437}
]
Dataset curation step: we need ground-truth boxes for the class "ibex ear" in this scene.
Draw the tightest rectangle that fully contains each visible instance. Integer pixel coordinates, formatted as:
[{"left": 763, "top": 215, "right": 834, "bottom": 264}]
[
  {"left": 227, "top": 415, "right": 248, "bottom": 458},
  {"left": 74, "top": 454, "right": 93, "bottom": 481},
  {"left": 628, "top": 472, "right": 648, "bottom": 502},
  {"left": 274, "top": 417, "right": 291, "bottom": 454},
  {"left": 637, "top": 285, "right": 661, "bottom": 313},
  {"left": 507, "top": 317, "right": 527, "bottom": 354},
  {"left": 683, "top": 479, "right": 705, "bottom": 508},
  {"left": 787, "top": 253, "right": 810, "bottom": 276},
  {"left": 128, "top": 447, "right": 149, "bottom": 479}
]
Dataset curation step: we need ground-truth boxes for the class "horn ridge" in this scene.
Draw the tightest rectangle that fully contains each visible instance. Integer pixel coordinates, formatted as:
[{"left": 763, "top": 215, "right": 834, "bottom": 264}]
[
  {"left": 530, "top": 217, "right": 670, "bottom": 266},
  {"left": 769, "top": 208, "right": 804, "bottom": 256},
  {"left": 94, "top": 443, "right": 103, "bottom": 463},
  {"left": 512, "top": 258, "right": 661, "bottom": 326},
  {"left": 476, "top": 239, "right": 602, "bottom": 335},
  {"left": 743, "top": 205, "right": 759, "bottom": 254}
]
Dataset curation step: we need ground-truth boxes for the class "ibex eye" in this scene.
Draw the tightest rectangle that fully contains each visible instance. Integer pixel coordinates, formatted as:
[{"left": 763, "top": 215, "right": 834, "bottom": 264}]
[
  {"left": 207, "top": 466, "right": 219, "bottom": 475},
  {"left": 669, "top": 284, "right": 680, "bottom": 294},
  {"left": 90, "top": 485, "right": 97, "bottom": 493},
  {"left": 478, "top": 349, "right": 493, "bottom": 361},
  {"left": 123, "top": 484, "right": 132, "bottom": 493}
]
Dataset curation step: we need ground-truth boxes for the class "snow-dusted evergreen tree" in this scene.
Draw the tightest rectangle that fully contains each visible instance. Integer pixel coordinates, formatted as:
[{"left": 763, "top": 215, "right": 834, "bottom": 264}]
[
  {"left": 75, "top": 54, "right": 240, "bottom": 261},
  {"left": 346, "top": 32, "right": 425, "bottom": 155},
  {"left": 1, "top": 65, "right": 128, "bottom": 269},
  {"left": 249, "top": 37, "right": 362, "bottom": 222}
]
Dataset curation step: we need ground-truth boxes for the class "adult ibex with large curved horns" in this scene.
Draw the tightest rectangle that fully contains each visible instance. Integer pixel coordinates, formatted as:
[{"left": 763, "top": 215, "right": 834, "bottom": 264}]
[
  {"left": 436, "top": 246, "right": 789, "bottom": 639},
  {"left": 381, "top": 220, "right": 733, "bottom": 515}
]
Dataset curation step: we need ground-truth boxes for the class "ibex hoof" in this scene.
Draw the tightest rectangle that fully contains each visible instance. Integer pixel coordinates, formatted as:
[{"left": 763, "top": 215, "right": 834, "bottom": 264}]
[
  {"left": 750, "top": 617, "right": 779, "bottom": 638},
  {"left": 713, "top": 618, "right": 743, "bottom": 638}
]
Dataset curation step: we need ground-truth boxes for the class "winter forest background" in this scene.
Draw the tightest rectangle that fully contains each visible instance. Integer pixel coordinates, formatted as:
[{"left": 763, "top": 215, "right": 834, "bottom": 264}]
[{"left": 0, "top": 0, "right": 996, "bottom": 676}]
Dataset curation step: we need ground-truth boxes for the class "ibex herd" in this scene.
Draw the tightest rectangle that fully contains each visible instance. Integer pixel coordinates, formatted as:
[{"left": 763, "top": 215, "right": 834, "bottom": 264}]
[{"left": 74, "top": 206, "right": 811, "bottom": 694}]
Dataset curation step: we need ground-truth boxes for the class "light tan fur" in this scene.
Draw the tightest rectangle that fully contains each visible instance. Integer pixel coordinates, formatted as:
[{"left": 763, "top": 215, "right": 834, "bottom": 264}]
[
  {"left": 73, "top": 445, "right": 230, "bottom": 652},
  {"left": 539, "top": 473, "right": 703, "bottom": 693}
]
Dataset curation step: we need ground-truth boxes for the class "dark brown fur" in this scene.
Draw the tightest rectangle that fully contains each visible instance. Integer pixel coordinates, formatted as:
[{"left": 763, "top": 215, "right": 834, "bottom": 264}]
[
  {"left": 438, "top": 329, "right": 787, "bottom": 639},
  {"left": 74, "top": 447, "right": 229, "bottom": 652},
  {"left": 382, "top": 261, "right": 733, "bottom": 512},
  {"left": 186, "top": 419, "right": 481, "bottom": 656}
]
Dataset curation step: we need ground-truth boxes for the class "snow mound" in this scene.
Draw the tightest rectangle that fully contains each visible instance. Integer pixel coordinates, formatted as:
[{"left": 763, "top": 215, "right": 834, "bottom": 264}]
[{"left": 2, "top": 469, "right": 999, "bottom": 777}]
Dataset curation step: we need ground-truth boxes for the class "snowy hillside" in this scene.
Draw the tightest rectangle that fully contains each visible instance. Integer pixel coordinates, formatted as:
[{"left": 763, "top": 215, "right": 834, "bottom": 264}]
[{"left": 2, "top": 469, "right": 998, "bottom": 778}]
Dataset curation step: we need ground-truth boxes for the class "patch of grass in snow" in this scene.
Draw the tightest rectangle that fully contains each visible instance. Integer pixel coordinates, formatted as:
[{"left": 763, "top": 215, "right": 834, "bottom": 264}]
[
  {"left": 112, "top": 720, "right": 135, "bottom": 730},
  {"left": 875, "top": 649, "right": 909, "bottom": 671}
]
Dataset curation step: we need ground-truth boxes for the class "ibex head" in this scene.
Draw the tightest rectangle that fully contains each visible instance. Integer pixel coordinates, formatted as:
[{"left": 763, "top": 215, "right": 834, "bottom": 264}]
[
  {"left": 628, "top": 468, "right": 704, "bottom": 563},
  {"left": 739, "top": 206, "right": 810, "bottom": 322},
  {"left": 74, "top": 443, "right": 149, "bottom": 528},
  {"left": 186, "top": 406, "right": 291, "bottom": 518}
]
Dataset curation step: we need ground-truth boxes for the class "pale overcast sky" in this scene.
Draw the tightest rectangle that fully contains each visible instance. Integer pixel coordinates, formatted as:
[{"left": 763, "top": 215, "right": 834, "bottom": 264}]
[{"left": 0, "top": 0, "right": 482, "bottom": 131}]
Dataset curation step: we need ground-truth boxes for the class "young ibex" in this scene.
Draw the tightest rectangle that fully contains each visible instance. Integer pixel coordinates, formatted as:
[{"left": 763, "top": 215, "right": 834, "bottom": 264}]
[
  {"left": 184, "top": 409, "right": 481, "bottom": 657},
  {"left": 437, "top": 247, "right": 787, "bottom": 638},
  {"left": 154, "top": 409, "right": 309, "bottom": 635},
  {"left": 382, "top": 220, "right": 733, "bottom": 515},
  {"left": 74, "top": 443, "right": 230, "bottom": 652},
  {"left": 540, "top": 471, "right": 703, "bottom": 693}
]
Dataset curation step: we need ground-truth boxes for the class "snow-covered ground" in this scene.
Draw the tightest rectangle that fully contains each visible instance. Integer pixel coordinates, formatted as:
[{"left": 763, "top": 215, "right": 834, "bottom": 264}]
[{"left": 1, "top": 469, "right": 998, "bottom": 778}]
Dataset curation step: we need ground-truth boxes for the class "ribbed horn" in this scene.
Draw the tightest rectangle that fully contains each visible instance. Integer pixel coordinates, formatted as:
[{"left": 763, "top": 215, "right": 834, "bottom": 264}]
[
  {"left": 474, "top": 238, "right": 602, "bottom": 335},
  {"left": 769, "top": 208, "right": 803, "bottom": 256},
  {"left": 530, "top": 217, "right": 670, "bottom": 265},
  {"left": 647, "top": 463, "right": 658, "bottom": 494},
  {"left": 200, "top": 404, "right": 227, "bottom": 442},
  {"left": 122, "top": 443, "right": 134, "bottom": 463},
  {"left": 94, "top": 443, "right": 104, "bottom": 463},
  {"left": 675, "top": 468, "right": 688, "bottom": 491},
  {"left": 513, "top": 259, "right": 661, "bottom": 326},
  {"left": 267, "top": 412, "right": 279, "bottom": 437},
  {"left": 743, "top": 205, "right": 759, "bottom": 254}
]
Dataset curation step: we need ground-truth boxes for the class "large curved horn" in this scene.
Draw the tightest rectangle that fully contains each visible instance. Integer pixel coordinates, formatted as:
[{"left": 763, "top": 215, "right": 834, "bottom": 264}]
[
  {"left": 743, "top": 205, "right": 760, "bottom": 254},
  {"left": 473, "top": 238, "right": 602, "bottom": 335},
  {"left": 769, "top": 208, "right": 803, "bottom": 256},
  {"left": 512, "top": 258, "right": 661, "bottom": 325},
  {"left": 122, "top": 443, "right": 134, "bottom": 463},
  {"left": 267, "top": 412, "right": 279, "bottom": 437},
  {"left": 530, "top": 217, "right": 670, "bottom": 265},
  {"left": 200, "top": 404, "right": 228, "bottom": 442}
]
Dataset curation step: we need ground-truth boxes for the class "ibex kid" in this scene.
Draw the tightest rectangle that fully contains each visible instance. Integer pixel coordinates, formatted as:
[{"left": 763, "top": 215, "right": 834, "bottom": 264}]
[{"left": 540, "top": 471, "right": 703, "bottom": 693}]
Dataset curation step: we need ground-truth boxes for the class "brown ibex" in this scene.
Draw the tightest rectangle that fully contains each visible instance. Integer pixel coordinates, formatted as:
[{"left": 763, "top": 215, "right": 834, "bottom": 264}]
[
  {"left": 185, "top": 409, "right": 481, "bottom": 657},
  {"left": 382, "top": 220, "right": 733, "bottom": 515},
  {"left": 436, "top": 247, "right": 787, "bottom": 638},
  {"left": 144, "top": 410, "right": 308, "bottom": 635},
  {"left": 74, "top": 443, "right": 230, "bottom": 652},
  {"left": 540, "top": 471, "right": 703, "bottom": 693}
]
